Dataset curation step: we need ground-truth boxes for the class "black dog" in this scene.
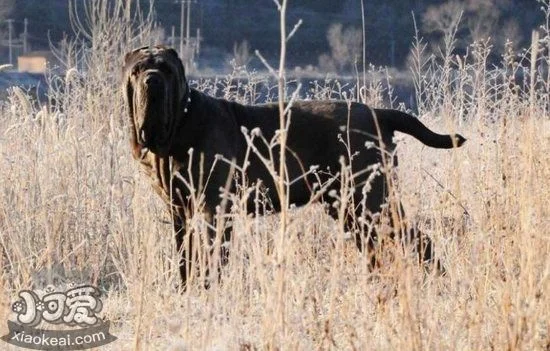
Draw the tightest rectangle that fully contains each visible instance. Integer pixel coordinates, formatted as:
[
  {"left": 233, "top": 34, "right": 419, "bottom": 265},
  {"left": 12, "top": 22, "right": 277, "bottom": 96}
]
[{"left": 123, "top": 46, "right": 466, "bottom": 286}]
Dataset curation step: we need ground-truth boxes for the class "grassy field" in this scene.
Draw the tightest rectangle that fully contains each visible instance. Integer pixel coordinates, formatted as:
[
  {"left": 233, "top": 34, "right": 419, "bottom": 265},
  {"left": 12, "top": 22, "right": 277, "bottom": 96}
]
[{"left": 1, "top": 2, "right": 549, "bottom": 350}]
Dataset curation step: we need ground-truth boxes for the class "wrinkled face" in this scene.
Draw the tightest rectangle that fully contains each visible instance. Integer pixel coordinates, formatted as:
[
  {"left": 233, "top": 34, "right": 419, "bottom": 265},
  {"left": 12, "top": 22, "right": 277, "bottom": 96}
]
[{"left": 123, "top": 46, "right": 186, "bottom": 157}]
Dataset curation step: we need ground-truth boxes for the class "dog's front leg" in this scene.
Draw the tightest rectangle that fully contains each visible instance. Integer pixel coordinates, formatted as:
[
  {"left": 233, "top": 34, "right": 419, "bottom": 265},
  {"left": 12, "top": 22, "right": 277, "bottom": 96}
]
[{"left": 173, "top": 212, "right": 193, "bottom": 289}]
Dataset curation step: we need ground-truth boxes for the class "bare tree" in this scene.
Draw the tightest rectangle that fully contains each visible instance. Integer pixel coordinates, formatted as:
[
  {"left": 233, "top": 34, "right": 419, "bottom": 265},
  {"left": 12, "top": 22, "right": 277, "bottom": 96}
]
[
  {"left": 465, "top": 0, "right": 521, "bottom": 51},
  {"left": 422, "top": 0, "right": 465, "bottom": 38},
  {"left": 422, "top": 0, "right": 521, "bottom": 54},
  {"left": 318, "top": 23, "right": 362, "bottom": 73},
  {"left": 232, "top": 39, "right": 252, "bottom": 67},
  {"left": 464, "top": 0, "right": 505, "bottom": 42}
]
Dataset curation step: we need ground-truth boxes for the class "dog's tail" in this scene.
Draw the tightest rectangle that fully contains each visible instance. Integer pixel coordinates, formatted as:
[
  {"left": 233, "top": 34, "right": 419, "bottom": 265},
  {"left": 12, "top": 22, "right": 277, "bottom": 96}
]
[{"left": 374, "top": 109, "right": 466, "bottom": 149}]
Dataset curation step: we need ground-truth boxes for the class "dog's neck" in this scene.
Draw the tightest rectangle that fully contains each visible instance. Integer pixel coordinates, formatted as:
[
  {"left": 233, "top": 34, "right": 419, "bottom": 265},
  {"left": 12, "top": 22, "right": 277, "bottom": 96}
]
[
  {"left": 181, "top": 84, "right": 192, "bottom": 116},
  {"left": 166, "top": 84, "right": 192, "bottom": 154},
  {"left": 163, "top": 84, "right": 196, "bottom": 158}
]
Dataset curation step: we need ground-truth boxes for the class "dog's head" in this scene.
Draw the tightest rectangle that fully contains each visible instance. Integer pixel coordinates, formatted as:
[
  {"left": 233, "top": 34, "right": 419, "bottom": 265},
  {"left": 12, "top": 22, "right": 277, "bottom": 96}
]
[{"left": 123, "top": 46, "right": 187, "bottom": 157}]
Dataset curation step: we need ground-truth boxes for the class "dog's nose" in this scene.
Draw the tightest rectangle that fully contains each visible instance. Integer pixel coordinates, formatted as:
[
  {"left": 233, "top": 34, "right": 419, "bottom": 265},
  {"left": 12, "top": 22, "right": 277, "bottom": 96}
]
[{"left": 144, "top": 74, "right": 162, "bottom": 88}]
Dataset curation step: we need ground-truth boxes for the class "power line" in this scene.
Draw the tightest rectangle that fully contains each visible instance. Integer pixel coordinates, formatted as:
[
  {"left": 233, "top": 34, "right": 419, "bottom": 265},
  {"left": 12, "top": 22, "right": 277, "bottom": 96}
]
[
  {"left": 2, "top": 18, "right": 30, "bottom": 65},
  {"left": 174, "top": 0, "right": 201, "bottom": 67}
]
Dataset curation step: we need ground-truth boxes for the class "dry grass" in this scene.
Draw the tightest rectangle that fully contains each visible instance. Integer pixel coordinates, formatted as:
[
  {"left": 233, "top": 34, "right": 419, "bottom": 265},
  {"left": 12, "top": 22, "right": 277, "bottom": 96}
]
[{"left": 1, "top": 1, "right": 549, "bottom": 350}]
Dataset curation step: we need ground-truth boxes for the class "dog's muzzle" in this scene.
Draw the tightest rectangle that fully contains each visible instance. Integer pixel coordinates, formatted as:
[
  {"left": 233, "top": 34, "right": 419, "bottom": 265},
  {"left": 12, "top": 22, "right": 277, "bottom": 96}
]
[
  {"left": 143, "top": 72, "right": 163, "bottom": 90},
  {"left": 134, "top": 70, "right": 171, "bottom": 150}
]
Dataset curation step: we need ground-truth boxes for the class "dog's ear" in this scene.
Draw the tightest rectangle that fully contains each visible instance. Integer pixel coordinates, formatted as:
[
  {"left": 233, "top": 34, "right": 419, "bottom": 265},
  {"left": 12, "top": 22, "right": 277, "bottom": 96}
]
[
  {"left": 164, "top": 47, "right": 179, "bottom": 58},
  {"left": 162, "top": 47, "right": 186, "bottom": 82},
  {"left": 124, "top": 46, "right": 148, "bottom": 65},
  {"left": 164, "top": 47, "right": 181, "bottom": 60}
]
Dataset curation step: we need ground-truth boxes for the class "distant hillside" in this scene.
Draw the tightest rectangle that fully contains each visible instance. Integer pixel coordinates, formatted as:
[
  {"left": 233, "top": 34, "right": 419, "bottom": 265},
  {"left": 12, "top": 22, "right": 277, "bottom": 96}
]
[{"left": 3, "top": 0, "right": 544, "bottom": 70}]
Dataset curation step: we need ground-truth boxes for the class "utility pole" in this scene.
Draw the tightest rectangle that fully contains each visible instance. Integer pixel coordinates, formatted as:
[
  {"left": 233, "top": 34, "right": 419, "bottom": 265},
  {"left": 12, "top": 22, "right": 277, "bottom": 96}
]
[
  {"left": 175, "top": 0, "right": 200, "bottom": 67},
  {"left": 7, "top": 19, "right": 14, "bottom": 64},
  {"left": 179, "top": 0, "right": 185, "bottom": 57},
  {"left": 196, "top": 28, "right": 201, "bottom": 56},
  {"left": 186, "top": 0, "right": 191, "bottom": 48},
  {"left": 23, "top": 18, "right": 28, "bottom": 53},
  {"left": 169, "top": 26, "right": 176, "bottom": 48}
]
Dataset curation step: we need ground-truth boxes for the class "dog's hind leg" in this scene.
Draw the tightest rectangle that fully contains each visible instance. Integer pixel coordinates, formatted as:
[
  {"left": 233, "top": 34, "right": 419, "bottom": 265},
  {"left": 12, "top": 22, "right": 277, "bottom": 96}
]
[
  {"left": 201, "top": 212, "right": 233, "bottom": 289},
  {"left": 404, "top": 224, "right": 444, "bottom": 274},
  {"left": 323, "top": 195, "right": 380, "bottom": 270}
]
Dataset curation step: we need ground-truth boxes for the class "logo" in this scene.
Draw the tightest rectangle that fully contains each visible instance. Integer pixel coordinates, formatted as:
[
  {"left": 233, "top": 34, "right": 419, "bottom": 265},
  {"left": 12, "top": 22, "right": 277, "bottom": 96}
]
[{"left": 2, "top": 273, "right": 117, "bottom": 350}]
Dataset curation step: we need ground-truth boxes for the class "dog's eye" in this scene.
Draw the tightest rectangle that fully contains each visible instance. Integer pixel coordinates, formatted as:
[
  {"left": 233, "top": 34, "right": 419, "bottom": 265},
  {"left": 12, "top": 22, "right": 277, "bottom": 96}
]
[{"left": 131, "top": 63, "right": 146, "bottom": 76}]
